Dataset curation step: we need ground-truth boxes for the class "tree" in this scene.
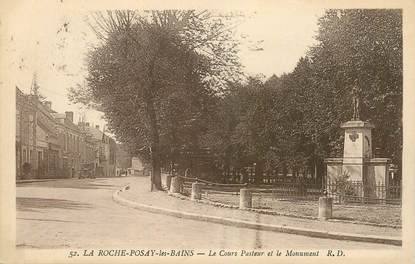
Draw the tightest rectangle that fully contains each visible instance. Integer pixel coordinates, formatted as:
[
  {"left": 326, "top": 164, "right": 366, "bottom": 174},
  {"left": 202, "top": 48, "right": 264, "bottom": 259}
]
[
  {"left": 204, "top": 9, "right": 402, "bottom": 183},
  {"left": 69, "top": 10, "right": 242, "bottom": 190},
  {"left": 306, "top": 9, "right": 402, "bottom": 164},
  {"left": 263, "top": 9, "right": 402, "bottom": 178}
]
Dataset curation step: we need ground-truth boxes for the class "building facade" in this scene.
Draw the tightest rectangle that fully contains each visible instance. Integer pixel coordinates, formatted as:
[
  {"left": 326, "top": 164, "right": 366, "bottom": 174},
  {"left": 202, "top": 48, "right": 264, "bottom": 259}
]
[
  {"left": 16, "top": 88, "right": 36, "bottom": 180},
  {"left": 78, "top": 123, "right": 117, "bottom": 177},
  {"left": 16, "top": 87, "right": 117, "bottom": 180}
]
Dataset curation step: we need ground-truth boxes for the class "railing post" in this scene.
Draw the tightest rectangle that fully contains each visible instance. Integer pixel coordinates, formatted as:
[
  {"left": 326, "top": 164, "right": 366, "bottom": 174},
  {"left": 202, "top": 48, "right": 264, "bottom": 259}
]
[
  {"left": 318, "top": 196, "right": 333, "bottom": 221},
  {"left": 170, "top": 176, "right": 182, "bottom": 193},
  {"left": 239, "top": 188, "right": 252, "bottom": 209},
  {"left": 191, "top": 182, "right": 202, "bottom": 201},
  {"left": 165, "top": 174, "right": 172, "bottom": 190}
]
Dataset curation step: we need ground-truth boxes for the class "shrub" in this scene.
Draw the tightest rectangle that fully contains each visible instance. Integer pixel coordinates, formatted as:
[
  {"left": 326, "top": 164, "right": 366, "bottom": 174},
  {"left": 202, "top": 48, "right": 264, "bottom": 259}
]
[{"left": 333, "top": 171, "right": 360, "bottom": 203}]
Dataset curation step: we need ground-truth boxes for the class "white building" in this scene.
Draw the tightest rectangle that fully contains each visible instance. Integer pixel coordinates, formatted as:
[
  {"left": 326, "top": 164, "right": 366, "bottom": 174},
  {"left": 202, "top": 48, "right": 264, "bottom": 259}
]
[{"left": 127, "top": 157, "right": 145, "bottom": 176}]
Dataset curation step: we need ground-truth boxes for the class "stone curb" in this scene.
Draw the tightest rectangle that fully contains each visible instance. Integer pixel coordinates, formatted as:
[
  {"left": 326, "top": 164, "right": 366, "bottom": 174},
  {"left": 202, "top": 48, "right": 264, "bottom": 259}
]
[
  {"left": 112, "top": 185, "right": 402, "bottom": 246},
  {"left": 16, "top": 179, "right": 64, "bottom": 184},
  {"left": 16, "top": 177, "right": 123, "bottom": 184}
]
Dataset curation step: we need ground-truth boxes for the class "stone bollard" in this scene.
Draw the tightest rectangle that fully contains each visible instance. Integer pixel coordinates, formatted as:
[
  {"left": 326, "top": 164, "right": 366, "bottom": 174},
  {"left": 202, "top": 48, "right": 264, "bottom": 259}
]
[
  {"left": 239, "top": 188, "right": 252, "bottom": 209},
  {"left": 170, "top": 176, "right": 182, "bottom": 193},
  {"left": 318, "top": 196, "right": 333, "bottom": 220},
  {"left": 191, "top": 182, "right": 202, "bottom": 201},
  {"left": 165, "top": 175, "right": 172, "bottom": 190}
]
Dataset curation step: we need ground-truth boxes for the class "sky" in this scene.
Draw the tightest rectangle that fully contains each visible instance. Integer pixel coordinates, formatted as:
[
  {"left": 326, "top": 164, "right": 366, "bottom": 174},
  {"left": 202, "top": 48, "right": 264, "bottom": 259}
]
[{"left": 3, "top": 2, "right": 325, "bottom": 132}]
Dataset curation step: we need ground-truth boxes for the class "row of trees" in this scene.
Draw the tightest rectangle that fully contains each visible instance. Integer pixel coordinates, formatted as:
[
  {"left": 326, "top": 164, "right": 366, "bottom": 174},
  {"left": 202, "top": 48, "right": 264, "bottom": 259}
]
[
  {"left": 70, "top": 9, "right": 402, "bottom": 189},
  {"left": 201, "top": 9, "right": 402, "bottom": 178}
]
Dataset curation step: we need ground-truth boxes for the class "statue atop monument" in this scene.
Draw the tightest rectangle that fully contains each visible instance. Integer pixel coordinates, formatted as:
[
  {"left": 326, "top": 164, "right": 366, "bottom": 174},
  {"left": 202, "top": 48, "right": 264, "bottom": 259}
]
[{"left": 351, "top": 79, "right": 361, "bottom": 121}]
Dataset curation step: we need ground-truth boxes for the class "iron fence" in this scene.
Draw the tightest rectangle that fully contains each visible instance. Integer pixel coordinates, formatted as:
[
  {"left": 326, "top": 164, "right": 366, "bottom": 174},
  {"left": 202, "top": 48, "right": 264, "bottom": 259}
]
[
  {"left": 179, "top": 175, "right": 323, "bottom": 200},
  {"left": 221, "top": 167, "right": 320, "bottom": 185},
  {"left": 325, "top": 179, "right": 401, "bottom": 205},
  {"left": 177, "top": 175, "right": 401, "bottom": 205}
]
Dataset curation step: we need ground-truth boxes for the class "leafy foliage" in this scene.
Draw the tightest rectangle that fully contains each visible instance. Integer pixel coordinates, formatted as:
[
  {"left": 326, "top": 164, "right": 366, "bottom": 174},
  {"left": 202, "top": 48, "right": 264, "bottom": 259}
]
[
  {"left": 70, "top": 9, "right": 402, "bottom": 185},
  {"left": 203, "top": 9, "right": 402, "bottom": 181},
  {"left": 69, "top": 10, "right": 242, "bottom": 189}
]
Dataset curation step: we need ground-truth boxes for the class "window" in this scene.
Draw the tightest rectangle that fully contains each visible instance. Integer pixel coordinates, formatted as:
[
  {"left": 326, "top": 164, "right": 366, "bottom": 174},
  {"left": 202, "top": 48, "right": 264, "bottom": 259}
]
[
  {"left": 16, "top": 109, "right": 20, "bottom": 137},
  {"left": 65, "top": 134, "right": 68, "bottom": 151},
  {"left": 23, "top": 149, "right": 27, "bottom": 163},
  {"left": 68, "top": 134, "right": 71, "bottom": 151}
]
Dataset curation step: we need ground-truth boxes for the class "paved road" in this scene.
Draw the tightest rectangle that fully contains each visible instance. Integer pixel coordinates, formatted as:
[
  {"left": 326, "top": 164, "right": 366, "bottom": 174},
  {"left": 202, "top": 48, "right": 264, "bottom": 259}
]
[{"left": 17, "top": 177, "right": 397, "bottom": 249}]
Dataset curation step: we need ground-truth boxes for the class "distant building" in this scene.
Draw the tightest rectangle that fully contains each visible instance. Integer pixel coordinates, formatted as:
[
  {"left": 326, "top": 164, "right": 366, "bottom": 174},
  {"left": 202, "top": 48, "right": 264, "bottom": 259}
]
[
  {"left": 80, "top": 131, "right": 98, "bottom": 169},
  {"left": 15, "top": 86, "right": 117, "bottom": 180},
  {"left": 78, "top": 123, "right": 116, "bottom": 177},
  {"left": 16, "top": 88, "right": 61, "bottom": 179},
  {"left": 132, "top": 157, "right": 144, "bottom": 171},
  {"left": 115, "top": 144, "right": 132, "bottom": 176},
  {"left": 16, "top": 88, "right": 36, "bottom": 179},
  {"left": 127, "top": 156, "right": 145, "bottom": 176},
  {"left": 34, "top": 99, "right": 60, "bottom": 179},
  {"left": 52, "top": 111, "right": 84, "bottom": 178}
]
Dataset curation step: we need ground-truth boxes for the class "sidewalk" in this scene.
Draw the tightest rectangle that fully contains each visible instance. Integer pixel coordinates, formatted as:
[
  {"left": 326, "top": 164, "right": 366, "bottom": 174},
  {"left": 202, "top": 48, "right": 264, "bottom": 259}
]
[
  {"left": 117, "top": 176, "right": 401, "bottom": 242},
  {"left": 16, "top": 176, "right": 123, "bottom": 184},
  {"left": 16, "top": 178, "right": 64, "bottom": 184}
]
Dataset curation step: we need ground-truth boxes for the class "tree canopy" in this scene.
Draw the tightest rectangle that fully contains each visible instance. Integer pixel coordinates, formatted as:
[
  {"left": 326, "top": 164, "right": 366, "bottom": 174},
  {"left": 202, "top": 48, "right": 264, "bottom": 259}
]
[
  {"left": 202, "top": 9, "right": 402, "bottom": 181},
  {"left": 70, "top": 9, "right": 402, "bottom": 184}
]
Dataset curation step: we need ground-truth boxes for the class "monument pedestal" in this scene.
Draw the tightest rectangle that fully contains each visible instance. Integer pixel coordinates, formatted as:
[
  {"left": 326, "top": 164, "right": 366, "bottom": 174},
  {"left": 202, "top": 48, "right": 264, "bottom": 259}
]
[
  {"left": 325, "top": 120, "right": 390, "bottom": 202},
  {"left": 342, "top": 120, "right": 375, "bottom": 198}
]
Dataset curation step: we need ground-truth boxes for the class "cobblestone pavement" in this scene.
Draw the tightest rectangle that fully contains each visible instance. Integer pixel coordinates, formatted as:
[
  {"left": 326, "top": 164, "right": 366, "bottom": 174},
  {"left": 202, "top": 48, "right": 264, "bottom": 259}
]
[{"left": 17, "top": 177, "right": 398, "bottom": 249}]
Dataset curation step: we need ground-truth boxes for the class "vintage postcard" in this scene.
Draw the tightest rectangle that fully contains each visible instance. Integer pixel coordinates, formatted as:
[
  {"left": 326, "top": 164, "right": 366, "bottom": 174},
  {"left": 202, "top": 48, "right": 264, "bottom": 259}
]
[{"left": 1, "top": 0, "right": 414, "bottom": 263}]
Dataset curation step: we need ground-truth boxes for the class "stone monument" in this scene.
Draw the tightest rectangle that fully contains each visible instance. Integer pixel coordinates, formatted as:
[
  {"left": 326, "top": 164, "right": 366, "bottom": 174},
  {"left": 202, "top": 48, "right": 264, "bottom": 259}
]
[{"left": 325, "top": 81, "right": 390, "bottom": 201}]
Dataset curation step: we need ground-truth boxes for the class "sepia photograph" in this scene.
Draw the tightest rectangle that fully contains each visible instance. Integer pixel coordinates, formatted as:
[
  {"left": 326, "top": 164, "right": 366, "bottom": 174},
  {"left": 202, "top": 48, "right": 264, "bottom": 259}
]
[{"left": 1, "top": 1, "right": 414, "bottom": 263}]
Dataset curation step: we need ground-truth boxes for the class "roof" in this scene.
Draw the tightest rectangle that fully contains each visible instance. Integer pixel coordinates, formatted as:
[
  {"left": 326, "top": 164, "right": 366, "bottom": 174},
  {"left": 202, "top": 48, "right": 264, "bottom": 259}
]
[
  {"left": 65, "top": 121, "right": 81, "bottom": 132},
  {"left": 82, "top": 126, "right": 104, "bottom": 141},
  {"left": 37, "top": 117, "right": 56, "bottom": 134},
  {"left": 52, "top": 113, "right": 66, "bottom": 119}
]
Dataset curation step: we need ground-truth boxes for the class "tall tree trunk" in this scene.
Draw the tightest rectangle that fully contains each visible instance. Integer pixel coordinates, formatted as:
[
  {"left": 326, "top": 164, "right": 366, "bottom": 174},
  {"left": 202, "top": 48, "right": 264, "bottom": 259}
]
[
  {"left": 146, "top": 53, "right": 163, "bottom": 191},
  {"left": 147, "top": 99, "right": 163, "bottom": 190},
  {"left": 151, "top": 145, "right": 162, "bottom": 190}
]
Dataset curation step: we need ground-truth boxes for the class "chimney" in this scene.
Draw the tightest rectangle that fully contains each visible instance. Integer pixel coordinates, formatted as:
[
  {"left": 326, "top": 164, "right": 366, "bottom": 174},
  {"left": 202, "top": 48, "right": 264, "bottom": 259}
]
[
  {"left": 65, "top": 111, "right": 74, "bottom": 123},
  {"left": 86, "top": 122, "right": 90, "bottom": 127},
  {"left": 95, "top": 125, "right": 100, "bottom": 130},
  {"left": 44, "top": 101, "right": 52, "bottom": 110}
]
